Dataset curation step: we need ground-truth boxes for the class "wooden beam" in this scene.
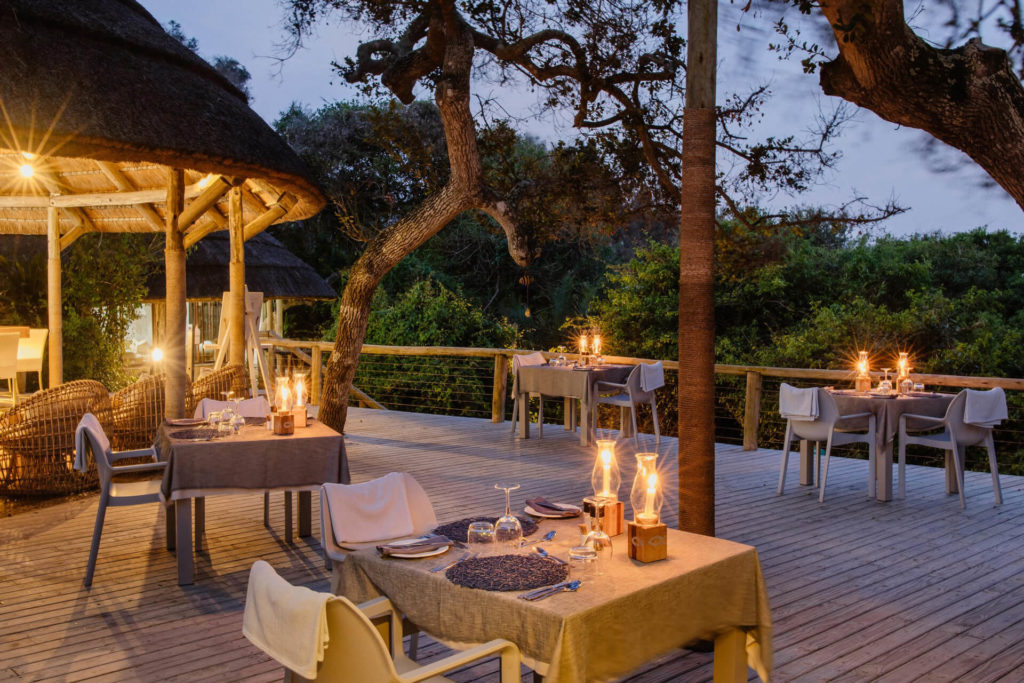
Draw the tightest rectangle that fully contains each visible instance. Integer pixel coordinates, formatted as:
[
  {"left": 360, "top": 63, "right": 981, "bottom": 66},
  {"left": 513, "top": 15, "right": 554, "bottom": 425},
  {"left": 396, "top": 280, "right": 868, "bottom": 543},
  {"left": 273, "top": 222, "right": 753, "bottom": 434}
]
[
  {"left": 165, "top": 168, "right": 187, "bottom": 419},
  {"left": 242, "top": 193, "right": 297, "bottom": 241},
  {"left": 46, "top": 206, "right": 62, "bottom": 387},
  {"left": 96, "top": 161, "right": 164, "bottom": 231},
  {"left": 0, "top": 182, "right": 205, "bottom": 209},
  {"left": 35, "top": 172, "right": 99, "bottom": 248},
  {"left": 227, "top": 186, "right": 246, "bottom": 367},
  {"left": 179, "top": 176, "right": 240, "bottom": 231}
]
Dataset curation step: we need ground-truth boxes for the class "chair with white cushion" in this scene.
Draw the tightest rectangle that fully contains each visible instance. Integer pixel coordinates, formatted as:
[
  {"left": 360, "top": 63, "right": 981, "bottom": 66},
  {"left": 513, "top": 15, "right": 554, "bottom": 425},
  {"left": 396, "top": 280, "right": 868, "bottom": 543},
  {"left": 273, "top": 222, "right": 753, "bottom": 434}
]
[
  {"left": 898, "top": 388, "right": 1005, "bottom": 508},
  {"left": 243, "top": 561, "right": 521, "bottom": 682},
  {"left": 594, "top": 361, "right": 665, "bottom": 447},
  {"left": 16, "top": 328, "right": 47, "bottom": 394},
  {"left": 76, "top": 413, "right": 169, "bottom": 587},
  {"left": 777, "top": 384, "right": 877, "bottom": 502},
  {"left": 0, "top": 332, "right": 18, "bottom": 406}
]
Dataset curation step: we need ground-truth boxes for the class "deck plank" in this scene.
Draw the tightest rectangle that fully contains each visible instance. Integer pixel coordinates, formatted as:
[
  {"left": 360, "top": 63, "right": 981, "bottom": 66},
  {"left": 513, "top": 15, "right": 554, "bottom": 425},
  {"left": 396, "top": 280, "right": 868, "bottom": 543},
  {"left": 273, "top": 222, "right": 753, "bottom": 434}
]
[{"left": 2, "top": 408, "right": 1024, "bottom": 681}]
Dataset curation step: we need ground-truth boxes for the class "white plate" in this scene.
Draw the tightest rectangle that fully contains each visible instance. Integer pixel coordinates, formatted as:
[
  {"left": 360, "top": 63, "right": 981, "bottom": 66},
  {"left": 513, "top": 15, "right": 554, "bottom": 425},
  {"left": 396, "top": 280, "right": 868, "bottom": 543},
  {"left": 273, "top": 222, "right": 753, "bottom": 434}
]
[
  {"left": 385, "top": 538, "right": 452, "bottom": 559},
  {"left": 525, "top": 503, "right": 582, "bottom": 519}
]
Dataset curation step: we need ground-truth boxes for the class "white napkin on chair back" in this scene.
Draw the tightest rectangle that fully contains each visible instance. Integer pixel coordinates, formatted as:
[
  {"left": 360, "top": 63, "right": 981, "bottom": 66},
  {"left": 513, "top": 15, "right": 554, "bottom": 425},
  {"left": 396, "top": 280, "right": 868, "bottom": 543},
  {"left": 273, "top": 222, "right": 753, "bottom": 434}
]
[
  {"left": 74, "top": 413, "right": 109, "bottom": 472},
  {"left": 779, "top": 383, "right": 819, "bottom": 421},
  {"left": 964, "top": 387, "right": 1008, "bottom": 428},
  {"left": 640, "top": 361, "right": 665, "bottom": 392},
  {"left": 243, "top": 560, "right": 336, "bottom": 680},
  {"left": 512, "top": 351, "right": 547, "bottom": 370},
  {"left": 324, "top": 472, "right": 416, "bottom": 544},
  {"left": 193, "top": 396, "right": 270, "bottom": 419}
]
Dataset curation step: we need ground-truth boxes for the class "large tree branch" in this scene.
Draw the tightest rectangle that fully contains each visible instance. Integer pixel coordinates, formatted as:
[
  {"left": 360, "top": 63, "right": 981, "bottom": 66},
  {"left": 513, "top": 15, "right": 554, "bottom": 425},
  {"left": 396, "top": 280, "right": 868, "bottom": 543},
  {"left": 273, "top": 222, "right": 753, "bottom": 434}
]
[{"left": 818, "top": 0, "right": 1024, "bottom": 208}]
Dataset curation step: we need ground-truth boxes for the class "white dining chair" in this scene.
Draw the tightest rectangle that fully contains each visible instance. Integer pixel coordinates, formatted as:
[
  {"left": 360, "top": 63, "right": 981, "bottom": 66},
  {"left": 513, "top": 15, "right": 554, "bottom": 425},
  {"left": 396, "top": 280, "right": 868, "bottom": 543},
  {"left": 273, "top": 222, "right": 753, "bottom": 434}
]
[
  {"left": 76, "top": 413, "right": 169, "bottom": 587},
  {"left": 777, "top": 384, "right": 877, "bottom": 502},
  {"left": 16, "top": 328, "right": 47, "bottom": 394},
  {"left": 510, "top": 351, "right": 553, "bottom": 436},
  {"left": 243, "top": 561, "right": 521, "bottom": 682},
  {"left": 898, "top": 389, "right": 1004, "bottom": 508},
  {"left": 594, "top": 361, "right": 664, "bottom": 447},
  {"left": 0, "top": 332, "right": 19, "bottom": 406}
]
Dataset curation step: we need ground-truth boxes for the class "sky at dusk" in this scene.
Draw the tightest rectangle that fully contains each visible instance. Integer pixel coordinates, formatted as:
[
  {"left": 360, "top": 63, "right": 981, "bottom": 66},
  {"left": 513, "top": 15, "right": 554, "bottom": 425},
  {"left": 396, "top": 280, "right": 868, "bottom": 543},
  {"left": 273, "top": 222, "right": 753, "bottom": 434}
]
[{"left": 140, "top": 0, "right": 1023, "bottom": 237}]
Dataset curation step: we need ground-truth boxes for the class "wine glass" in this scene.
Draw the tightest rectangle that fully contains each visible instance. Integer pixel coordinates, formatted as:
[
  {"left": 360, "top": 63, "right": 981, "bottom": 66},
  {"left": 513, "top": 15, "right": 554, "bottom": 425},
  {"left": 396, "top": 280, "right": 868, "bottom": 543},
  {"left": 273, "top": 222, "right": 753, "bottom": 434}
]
[
  {"left": 878, "top": 368, "right": 893, "bottom": 395},
  {"left": 493, "top": 483, "right": 523, "bottom": 552}
]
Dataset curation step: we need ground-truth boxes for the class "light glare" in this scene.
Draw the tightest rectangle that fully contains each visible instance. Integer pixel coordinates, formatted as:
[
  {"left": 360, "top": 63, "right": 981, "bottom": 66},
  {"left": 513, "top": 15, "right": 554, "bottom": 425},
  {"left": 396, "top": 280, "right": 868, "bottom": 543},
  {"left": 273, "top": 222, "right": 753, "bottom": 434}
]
[{"left": 19, "top": 163, "right": 34, "bottom": 178}]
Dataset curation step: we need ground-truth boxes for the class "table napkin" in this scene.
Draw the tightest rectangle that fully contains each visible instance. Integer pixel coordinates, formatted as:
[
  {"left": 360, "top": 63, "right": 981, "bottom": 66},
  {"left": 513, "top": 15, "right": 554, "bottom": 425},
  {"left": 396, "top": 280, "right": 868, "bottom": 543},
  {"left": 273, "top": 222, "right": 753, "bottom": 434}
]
[
  {"left": 779, "top": 383, "right": 819, "bottom": 421},
  {"left": 325, "top": 472, "right": 415, "bottom": 544},
  {"left": 74, "top": 413, "right": 109, "bottom": 472},
  {"left": 242, "top": 560, "right": 336, "bottom": 680},
  {"left": 640, "top": 361, "right": 665, "bottom": 392},
  {"left": 527, "top": 497, "right": 579, "bottom": 517},
  {"left": 964, "top": 387, "right": 1008, "bottom": 428},
  {"left": 377, "top": 534, "right": 454, "bottom": 557}
]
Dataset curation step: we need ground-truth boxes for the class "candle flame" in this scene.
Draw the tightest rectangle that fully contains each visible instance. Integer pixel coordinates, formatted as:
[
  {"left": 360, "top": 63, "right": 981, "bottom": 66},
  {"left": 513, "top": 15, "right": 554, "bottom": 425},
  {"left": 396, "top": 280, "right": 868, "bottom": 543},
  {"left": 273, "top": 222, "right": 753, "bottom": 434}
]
[
  {"left": 601, "top": 448, "right": 612, "bottom": 465},
  {"left": 296, "top": 379, "right": 305, "bottom": 407},
  {"left": 647, "top": 472, "right": 658, "bottom": 490}
]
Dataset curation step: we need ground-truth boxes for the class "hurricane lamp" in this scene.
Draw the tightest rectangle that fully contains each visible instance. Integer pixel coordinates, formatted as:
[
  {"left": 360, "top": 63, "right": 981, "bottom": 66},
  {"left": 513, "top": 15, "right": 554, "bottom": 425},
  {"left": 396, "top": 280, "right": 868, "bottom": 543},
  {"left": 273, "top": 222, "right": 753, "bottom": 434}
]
[{"left": 629, "top": 453, "right": 664, "bottom": 526}]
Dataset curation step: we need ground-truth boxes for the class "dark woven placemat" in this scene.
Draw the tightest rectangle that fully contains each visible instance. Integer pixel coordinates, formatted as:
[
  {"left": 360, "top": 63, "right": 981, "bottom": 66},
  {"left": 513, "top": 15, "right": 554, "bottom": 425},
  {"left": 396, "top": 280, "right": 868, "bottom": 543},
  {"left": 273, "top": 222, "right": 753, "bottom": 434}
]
[
  {"left": 169, "top": 427, "right": 219, "bottom": 440},
  {"left": 446, "top": 554, "right": 568, "bottom": 591},
  {"left": 433, "top": 515, "right": 538, "bottom": 542}
]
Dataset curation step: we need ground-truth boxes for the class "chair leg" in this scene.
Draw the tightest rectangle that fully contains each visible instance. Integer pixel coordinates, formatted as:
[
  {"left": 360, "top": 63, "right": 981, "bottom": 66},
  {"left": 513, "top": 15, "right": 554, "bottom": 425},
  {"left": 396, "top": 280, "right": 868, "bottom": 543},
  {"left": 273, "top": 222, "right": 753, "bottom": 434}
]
[
  {"left": 510, "top": 395, "right": 519, "bottom": 435},
  {"left": 867, "top": 435, "right": 877, "bottom": 500},
  {"left": 650, "top": 398, "right": 660, "bottom": 449},
  {"left": 630, "top": 405, "right": 640, "bottom": 448},
  {"left": 818, "top": 433, "right": 835, "bottom": 503},
  {"left": 264, "top": 491, "right": 270, "bottom": 528},
  {"left": 778, "top": 422, "right": 793, "bottom": 495},
  {"left": 538, "top": 396, "right": 544, "bottom": 438},
  {"left": 84, "top": 492, "right": 109, "bottom": 587},
  {"left": 952, "top": 444, "right": 967, "bottom": 510},
  {"left": 898, "top": 435, "right": 907, "bottom": 500},
  {"left": 408, "top": 632, "right": 420, "bottom": 660},
  {"left": 986, "top": 434, "right": 1003, "bottom": 505}
]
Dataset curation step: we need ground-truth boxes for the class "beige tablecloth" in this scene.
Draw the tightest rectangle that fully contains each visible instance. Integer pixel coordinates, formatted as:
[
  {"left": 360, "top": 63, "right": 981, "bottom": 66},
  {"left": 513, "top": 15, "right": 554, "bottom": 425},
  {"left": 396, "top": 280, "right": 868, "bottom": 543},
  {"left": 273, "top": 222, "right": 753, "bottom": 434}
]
[
  {"left": 336, "top": 516, "right": 772, "bottom": 682},
  {"left": 156, "top": 421, "right": 348, "bottom": 501}
]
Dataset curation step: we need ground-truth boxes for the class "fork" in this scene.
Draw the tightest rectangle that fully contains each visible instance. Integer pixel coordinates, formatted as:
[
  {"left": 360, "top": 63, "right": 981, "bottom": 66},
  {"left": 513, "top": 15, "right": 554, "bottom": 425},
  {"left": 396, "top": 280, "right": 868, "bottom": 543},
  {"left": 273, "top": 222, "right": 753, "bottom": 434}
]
[
  {"left": 521, "top": 530, "right": 556, "bottom": 547},
  {"left": 520, "top": 580, "right": 582, "bottom": 601}
]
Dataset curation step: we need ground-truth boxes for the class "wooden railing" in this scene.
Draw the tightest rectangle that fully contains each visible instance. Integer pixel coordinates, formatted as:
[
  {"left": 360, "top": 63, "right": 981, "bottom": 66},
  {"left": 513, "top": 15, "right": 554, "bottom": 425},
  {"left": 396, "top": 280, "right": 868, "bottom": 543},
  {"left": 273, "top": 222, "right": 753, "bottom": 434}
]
[{"left": 265, "top": 339, "right": 1024, "bottom": 452}]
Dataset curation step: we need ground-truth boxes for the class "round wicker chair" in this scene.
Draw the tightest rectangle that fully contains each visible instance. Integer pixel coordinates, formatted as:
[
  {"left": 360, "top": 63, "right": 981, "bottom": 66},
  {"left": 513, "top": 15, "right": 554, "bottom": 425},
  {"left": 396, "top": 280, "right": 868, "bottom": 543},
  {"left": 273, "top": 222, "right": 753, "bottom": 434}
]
[
  {"left": 187, "top": 364, "right": 250, "bottom": 416},
  {"left": 0, "top": 380, "right": 111, "bottom": 496},
  {"left": 110, "top": 373, "right": 191, "bottom": 452}
]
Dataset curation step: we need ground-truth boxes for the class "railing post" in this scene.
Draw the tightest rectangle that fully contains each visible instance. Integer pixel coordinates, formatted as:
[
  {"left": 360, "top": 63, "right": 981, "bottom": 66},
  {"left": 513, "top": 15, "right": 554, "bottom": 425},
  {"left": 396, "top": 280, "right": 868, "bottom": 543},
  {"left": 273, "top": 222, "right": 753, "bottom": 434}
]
[
  {"left": 311, "top": 345, "right": 322, "bottom": 406},
  {"left": 492, "top": 353, "right": 509, "bottom": 423},
  {"left": 742, "top": 371, "right": 763, "bottom": 451}
]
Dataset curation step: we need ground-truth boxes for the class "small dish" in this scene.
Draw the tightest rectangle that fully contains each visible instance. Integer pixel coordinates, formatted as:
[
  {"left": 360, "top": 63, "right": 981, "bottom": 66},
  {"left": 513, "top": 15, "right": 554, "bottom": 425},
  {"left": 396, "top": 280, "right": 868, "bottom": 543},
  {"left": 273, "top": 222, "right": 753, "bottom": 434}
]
[
  {"left": 524, "top": 503, "right": 582, "bottom": 519},
  {"left": 385, "top": 538, "right": 452, "bottom": 559}
]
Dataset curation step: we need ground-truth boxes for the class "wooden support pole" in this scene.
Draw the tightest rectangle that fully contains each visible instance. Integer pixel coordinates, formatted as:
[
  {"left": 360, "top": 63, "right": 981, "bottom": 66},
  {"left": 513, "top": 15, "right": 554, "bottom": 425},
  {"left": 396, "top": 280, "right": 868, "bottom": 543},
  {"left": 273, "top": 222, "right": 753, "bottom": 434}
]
[
  {"left": 228, "top": 186, "right": 246, "bottom": 367},
  {"left": 46, "top": 206, "right": 62, "bottom": 387},
  {"left": 311, "top": 347, "right": 322, "bottom": 405},
  {"left": 492, "top": 354, "right": 509, "bottom": 423},
  {"left": 165, "top": 169, "right": 187, "bottom": 419},
  {"left": 742, "top": 371, "right": 763, "bottom": 451}
]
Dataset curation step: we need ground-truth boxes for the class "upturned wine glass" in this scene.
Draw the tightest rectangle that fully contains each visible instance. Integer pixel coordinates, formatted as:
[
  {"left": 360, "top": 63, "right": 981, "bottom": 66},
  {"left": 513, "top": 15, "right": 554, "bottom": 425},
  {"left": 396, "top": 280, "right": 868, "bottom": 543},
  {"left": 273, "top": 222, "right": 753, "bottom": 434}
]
[{"left": 493, "top": 483, "right": 523, "bottom": 552}]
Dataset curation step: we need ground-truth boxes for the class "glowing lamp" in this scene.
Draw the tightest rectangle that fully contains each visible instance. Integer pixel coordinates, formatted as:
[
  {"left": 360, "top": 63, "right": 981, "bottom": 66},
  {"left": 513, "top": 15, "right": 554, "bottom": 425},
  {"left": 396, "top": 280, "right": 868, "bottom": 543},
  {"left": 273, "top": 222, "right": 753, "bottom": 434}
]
[
  {"left": 629, "top": 453, "right": 664, "bottom": 526},
  {"left": 591, "top": 440, "right": 621, "bottom": 500},
  {"left": 855, "top": 350, "right": 871, "bottom": 393},
  {"left": 150, "top": 347, "right": 163, "bottom": 363},
  {"left": 19, "top": 163, "right": 34, "bottom": 178}
]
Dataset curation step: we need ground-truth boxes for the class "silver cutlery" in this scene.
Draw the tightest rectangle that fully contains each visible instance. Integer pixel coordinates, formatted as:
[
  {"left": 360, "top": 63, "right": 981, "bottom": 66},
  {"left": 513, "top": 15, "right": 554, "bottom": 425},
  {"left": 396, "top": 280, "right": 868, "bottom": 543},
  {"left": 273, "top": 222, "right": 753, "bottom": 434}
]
[
  {"left": 521, "top": 530, "right": 556, "bottom": 547},
  {"left": 519, "top": 580, "right": 581, "bottom": 601},
  {"left": 430, "top": 552, "right": 477, "bottom": 573},
  {"left": 533, "top": 546, "right": 567, "bottom": 564}
]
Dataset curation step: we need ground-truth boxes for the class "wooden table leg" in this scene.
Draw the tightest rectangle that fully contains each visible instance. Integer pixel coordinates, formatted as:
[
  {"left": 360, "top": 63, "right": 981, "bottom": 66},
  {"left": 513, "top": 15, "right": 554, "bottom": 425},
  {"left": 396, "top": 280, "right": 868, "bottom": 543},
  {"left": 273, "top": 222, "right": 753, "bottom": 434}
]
[
  {"left": 945, "top": 450, "right": 960, "bottom": 494},
  {"left": 712, "top": 628, "right": 748, "bottom": 683},
  {"left": 518, "top": 392, "right": 530, "bottom": 440},
  {"left": 564, "top": 397, "right": 572, "bottom": 431},
  {"left": 284, "top": 491, "right": 294, "bottom": 544},
  {"left": 876, "top": 441, "right": 893, "bottom": 502},
  {"left": 194, "top": 497, "right": 205, "bottom": 552},
  {"left": 299, "top": 491, "right": 312, "bottom": 537},
  {"left": 175, "top": 499, "right": 194, "bottom": 585}
]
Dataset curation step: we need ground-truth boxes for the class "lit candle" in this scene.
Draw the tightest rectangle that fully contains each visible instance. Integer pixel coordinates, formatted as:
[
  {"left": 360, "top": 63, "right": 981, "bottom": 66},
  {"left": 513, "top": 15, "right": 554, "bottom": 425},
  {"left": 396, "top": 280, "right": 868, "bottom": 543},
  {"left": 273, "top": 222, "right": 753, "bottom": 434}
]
[
  {"left": 897, "top": 352, "right": 909, "bottom": 379},
  {"left": 593, "top": 335, "right": 601, "bottom": 355},
  {"left": 296, "top": 378, "right": 305, "bottom": 407},
  {"left": 580, "top": 335, "right": 588, "bottom": 355},
  {"left": 857, "top": 351, "right": 868, "bottom": 376},
  {"left": 641, "top": 473, "right": 658, "bottom": 523},
  {"left": 601, "top": 446, "right": 612, "bottom": 497}
]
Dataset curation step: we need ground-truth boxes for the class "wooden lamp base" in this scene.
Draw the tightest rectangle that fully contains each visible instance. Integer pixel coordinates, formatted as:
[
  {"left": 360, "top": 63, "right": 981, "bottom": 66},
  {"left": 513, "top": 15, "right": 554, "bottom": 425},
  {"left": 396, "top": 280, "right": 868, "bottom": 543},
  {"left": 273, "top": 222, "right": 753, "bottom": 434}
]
[
  {"left": 627, "top": 521, "right": 667, "bottom": 562},
  {"left": 272, "top": 411, "right": 294, "bottom": 435},
  {"left": 583, "top": 497, "right": 625, "bottom": 537}
]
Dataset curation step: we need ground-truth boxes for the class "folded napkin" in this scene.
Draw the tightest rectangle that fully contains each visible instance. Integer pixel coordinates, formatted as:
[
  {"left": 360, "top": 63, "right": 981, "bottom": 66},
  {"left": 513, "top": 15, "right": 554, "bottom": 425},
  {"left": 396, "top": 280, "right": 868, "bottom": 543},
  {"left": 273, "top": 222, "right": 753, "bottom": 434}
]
[
  {"left": 779, "top": 383, "right": 819, "bottom": 421},
  {"left": 964, "top": 387, "right": 1008, "bottom": 428},
  {"left": 377, "top": 534, "right": 454, "bottom": 557},
  {"left": 242, "top": 560, "right": 336, "bottom": 680},
  {"left": 526, "top": 497, "right": 579, "bottom": 517},
  {"left": 640, "top": 361, "right": 665, "bottom": 392},
  {"left": 193, "top": 396, "right": 270, "bottom": 419},
  {"left": 325, "top": 472, "right": 415, "bottom": 545},
  {"left": 74, "top": 413, "right": 109, "bottom": 472}
]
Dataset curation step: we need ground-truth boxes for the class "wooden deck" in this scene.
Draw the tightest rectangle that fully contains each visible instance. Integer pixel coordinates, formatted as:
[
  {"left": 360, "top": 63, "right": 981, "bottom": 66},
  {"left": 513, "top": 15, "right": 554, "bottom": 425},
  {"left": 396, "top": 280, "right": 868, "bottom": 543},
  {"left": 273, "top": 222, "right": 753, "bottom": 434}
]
[{"left": 3, "top": 408, "right": 1024, "bottom": 682}]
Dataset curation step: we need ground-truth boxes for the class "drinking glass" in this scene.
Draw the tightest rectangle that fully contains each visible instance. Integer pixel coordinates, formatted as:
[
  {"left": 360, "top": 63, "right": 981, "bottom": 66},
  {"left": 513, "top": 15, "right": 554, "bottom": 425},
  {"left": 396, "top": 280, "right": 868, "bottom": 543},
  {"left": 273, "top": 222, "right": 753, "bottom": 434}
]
[
  {"left": 493, "top": 483, "right": 523, "bottom": 552},
  {"left": 568, "top": 545, "right": 598, "bottom": 579},
  {"left": 878, "top": 368, "right": 893, "bottom": 395},
  {"left": 467, "top": 521, "right": 496, "bottom": 556},
  {"left": 207, "top": 410, "right": 222, "bottom": 430},
  {"left": 230, "top": 412, "right": 246, "bottom": 435}
]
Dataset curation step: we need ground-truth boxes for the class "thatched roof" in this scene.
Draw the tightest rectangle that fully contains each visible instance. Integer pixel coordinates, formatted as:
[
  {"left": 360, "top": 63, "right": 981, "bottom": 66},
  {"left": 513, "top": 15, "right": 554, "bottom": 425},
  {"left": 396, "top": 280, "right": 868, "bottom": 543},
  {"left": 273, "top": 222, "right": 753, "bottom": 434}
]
[
  {"left": 0, "top": 0, "right": 325, "bottom": 238},
  {"left": 145, "top": 232, "right": 336, "bottom": 302}
]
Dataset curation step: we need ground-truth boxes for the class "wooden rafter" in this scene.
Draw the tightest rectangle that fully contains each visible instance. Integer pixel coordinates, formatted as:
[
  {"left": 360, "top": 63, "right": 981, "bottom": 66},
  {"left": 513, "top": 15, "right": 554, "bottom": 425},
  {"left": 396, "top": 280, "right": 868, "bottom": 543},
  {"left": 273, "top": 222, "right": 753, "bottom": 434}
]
[
  {"left": 180, "top": 176, "right": 241, "bottom": 232},
  {"left": 243, "top": 192, "right": 297, "bottom": 241},
  {"left": 34, "top": 170, "right": 99, "bottom": 249},
  {"left": 96, "top": 161, "right": 164, "bottom": 231},
  {"left": 0, "top": 180, "right": 208, "bottom": 210}
]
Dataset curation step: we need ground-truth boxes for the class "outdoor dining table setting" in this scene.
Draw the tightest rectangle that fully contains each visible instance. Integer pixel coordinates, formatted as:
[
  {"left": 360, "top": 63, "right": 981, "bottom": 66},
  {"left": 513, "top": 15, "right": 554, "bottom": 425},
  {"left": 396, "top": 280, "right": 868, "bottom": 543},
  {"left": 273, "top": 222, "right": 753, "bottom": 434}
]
[{"left": 334, "top": 465, "right": 772, "bottom": 682}]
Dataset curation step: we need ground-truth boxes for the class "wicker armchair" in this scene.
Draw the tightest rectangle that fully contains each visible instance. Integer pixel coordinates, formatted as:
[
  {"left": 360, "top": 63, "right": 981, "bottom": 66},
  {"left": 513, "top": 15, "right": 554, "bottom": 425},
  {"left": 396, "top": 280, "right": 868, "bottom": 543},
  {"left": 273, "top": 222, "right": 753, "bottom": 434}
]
[
  {"left": 187, "top": 364, "right": 250, "bottom": 416},
  {"left": 0, "top": 380, "right": 111, "bottom": 496},
  {"left": 110, "top": 373, "right": 191, "bottom": 452}
]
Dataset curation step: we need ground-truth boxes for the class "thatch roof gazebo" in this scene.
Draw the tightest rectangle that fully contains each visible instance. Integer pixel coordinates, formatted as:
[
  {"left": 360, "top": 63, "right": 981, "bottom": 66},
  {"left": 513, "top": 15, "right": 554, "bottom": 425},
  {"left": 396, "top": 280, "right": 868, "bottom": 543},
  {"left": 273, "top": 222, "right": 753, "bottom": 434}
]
[{"left": 0, "top": 0, "right": 326, "bottom": 417}]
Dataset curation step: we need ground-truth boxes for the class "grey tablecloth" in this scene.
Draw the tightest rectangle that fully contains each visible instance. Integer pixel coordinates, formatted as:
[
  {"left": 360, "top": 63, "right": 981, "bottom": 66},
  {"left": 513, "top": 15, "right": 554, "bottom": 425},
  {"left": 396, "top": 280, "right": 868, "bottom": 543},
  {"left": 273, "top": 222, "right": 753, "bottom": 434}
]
[
  {"left": 515, "top": 364, "right": 634, "bottom": 444},
  {"left": 156, "top": 421, "right": 348, "bottom": 501},
  {"left": 336, "top": 516, "right": 772, "bottom": 682},
  {"left": 832, "top": 393, "right": 954, "bottom": 446}
]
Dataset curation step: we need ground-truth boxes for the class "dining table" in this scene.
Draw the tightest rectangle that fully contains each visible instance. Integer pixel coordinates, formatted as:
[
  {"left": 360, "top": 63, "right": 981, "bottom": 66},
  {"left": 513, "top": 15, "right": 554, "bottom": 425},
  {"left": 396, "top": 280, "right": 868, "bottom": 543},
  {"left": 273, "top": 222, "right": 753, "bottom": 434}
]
[
  {"left": 806, "top": 391, "right": 955, "bottom": 501},
  {"left": 335, "top": 515, "right": 772, "bottom": 682},
  {"left": 155, "top": 419, "right": 348, "bottom": 585},
  {"left": 514, "top": 363, "right": 633, "bottom": 446}
]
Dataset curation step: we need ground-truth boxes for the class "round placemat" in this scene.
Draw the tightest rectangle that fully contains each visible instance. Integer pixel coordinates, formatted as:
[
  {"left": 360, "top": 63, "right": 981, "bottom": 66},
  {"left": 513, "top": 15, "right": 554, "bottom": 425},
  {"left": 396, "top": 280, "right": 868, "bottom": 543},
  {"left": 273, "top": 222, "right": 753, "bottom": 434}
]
[
  {"left": 446, "top": 554, "right": 568, "bottom": 591},
  {"left": 433, "top": 515, "right": 538, "bottom": 542},
  {"left": 169, "top": 427, "right": 219, "bottom": 440}
]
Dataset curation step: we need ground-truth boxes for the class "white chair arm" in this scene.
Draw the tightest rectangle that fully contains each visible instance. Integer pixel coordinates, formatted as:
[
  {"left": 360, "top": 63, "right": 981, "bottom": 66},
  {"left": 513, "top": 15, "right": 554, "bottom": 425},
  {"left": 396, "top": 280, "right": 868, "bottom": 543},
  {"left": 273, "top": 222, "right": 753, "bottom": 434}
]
[
  {"left": 358, "top": 596, "right": 396, "bottom": 620},
  {"left": 400, "top": 639, "right": 521, "bottom": 683},
  {"left": 110, "top": 448, "right": 158, "bottom": 463},
  {"left": 899, "top": 413, "right": 947, "bottom": 431},
  {"left": 837, "top": 411, "right": 873, "bottom": 420},
  {"left": 111, "top": 461, "right": 167, "bottom": 475}
]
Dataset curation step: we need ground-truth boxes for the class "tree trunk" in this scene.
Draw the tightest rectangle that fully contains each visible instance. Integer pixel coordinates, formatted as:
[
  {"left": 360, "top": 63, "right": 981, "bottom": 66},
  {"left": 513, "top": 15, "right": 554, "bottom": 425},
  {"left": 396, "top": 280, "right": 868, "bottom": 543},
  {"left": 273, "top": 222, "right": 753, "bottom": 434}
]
[
  {"left": 677, "top": 0, "right": 717, "bottom": 537},
  {"left": 818, "top": 0, "right": 1024, "bottom": 210}
]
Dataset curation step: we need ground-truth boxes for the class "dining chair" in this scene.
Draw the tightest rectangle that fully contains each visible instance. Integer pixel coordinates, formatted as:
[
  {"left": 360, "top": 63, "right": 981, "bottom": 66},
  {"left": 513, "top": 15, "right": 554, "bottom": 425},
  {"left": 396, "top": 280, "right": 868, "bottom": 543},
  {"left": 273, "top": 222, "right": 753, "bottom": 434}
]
[
  {"left": 16, "top": 328, "right": 47, "bottom": 394},
  {"left": 243, "top": 561, "right": 521, "bottom": 682},
  {"left": 898, "top": 389, "right": 1004, "bottom": 508},
  {"left": 76, "top": 413, "right": 170, "bottom": 587},
  {"left": 510, "top": 351, "right": 554, "bottom": 436},
  {"left": 594, "top": 361, "right": 665, "bottom": 447},
  {"left": 777, "top": 384, "right": 877, "bottom": 502},
  {"left": 0, "top": 332, "right": 19, "bottom": 406}
]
